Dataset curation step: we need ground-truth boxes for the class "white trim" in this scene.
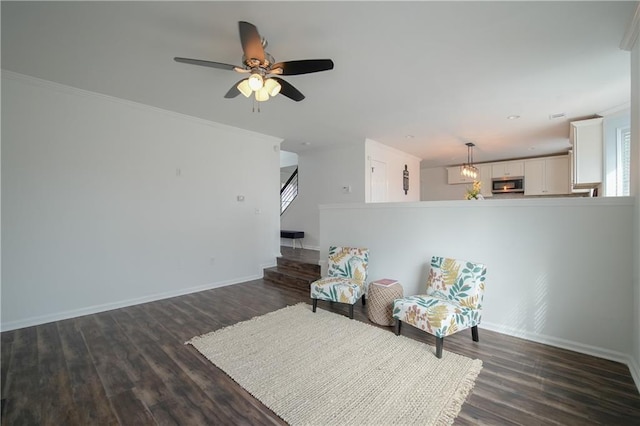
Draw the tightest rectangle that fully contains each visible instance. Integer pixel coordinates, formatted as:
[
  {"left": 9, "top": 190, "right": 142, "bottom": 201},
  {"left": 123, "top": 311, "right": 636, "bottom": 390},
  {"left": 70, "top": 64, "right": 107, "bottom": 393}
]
[
  {"left": 481, "top": 321, "right": 640, "bottom": 393},
  {"left": 597, "top": 103, "right": 631, "bottom": 117},
  {"left": 480, "top": 321, "right": 629, "bottom": 365},
  {"left": 320, "top": 196, "right": 635, "bottom": 210},
  {"left": 0, "top": 274, "right": 262, "bottom": 332},
  {"left": 0, "top": 69, "right": 283, "bottom": 144},
  {"left": 620, "top": 3, "right": 640, "bottom": 51},
  {"left": 628, "top": 356, "right": 640, "bottom": 393},
  {"left": 260, "top": 261, "right": 277, "bottom": 271}
]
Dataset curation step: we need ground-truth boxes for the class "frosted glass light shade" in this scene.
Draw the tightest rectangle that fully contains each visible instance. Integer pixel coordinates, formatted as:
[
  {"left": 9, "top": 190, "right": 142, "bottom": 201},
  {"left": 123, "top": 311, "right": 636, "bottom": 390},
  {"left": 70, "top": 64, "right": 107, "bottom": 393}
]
[
  {"left": 248, "top": 73, "right": 264, "bottom": 91},
  {"left": 255, "top": 87, "right": 269, "bottom": 102},
  {"left": 460, "top": 164, "right": 478, "bottom": 179},
  {"left": 264, "top": 78, "right": 281, "bottom": 96},
  {"left": 237, "top": 79, "right": 252, "bottom": 97}
]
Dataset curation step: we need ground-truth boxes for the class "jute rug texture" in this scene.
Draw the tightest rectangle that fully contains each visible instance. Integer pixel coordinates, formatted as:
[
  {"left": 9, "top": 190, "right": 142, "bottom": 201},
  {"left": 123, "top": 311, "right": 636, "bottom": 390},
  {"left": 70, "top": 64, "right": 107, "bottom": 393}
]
[{"left": 186, "top": 303, "right": 482, "bottom": 426}]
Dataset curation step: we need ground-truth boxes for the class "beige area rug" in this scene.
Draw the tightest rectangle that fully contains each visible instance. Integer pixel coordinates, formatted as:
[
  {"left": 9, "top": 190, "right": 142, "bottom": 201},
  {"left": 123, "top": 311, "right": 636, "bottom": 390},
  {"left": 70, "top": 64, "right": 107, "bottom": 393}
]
[{"left": 186, "top": 303, "right": 482, "bottom": 426}]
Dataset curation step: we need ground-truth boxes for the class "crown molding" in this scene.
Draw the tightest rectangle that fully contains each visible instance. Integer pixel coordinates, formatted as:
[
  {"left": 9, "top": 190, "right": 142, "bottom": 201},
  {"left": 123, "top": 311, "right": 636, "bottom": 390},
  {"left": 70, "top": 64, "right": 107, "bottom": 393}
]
[
  {"left": 0, "top": 69, "right": 283, "bottom": 144},
  {"left": 620, "top": 3, "right": 640, "bottom": 51}
]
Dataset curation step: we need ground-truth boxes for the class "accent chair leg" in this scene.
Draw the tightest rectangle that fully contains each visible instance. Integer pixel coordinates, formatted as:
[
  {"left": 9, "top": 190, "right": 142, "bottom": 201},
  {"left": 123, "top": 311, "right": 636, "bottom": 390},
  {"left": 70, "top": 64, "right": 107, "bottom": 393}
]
[
  {"left": 435, "top": 337, "right": 444, "bottom": 359},
  {"left": 394, "top": 320, "right": 402, "bottom": 336},
  {"left": 349, "top": 304, "right": 354, "bottom": 319},
  {"left": 362, "top": 294, "right": 366, "bottom": 306},
  {"left": 312, "top": 298, "right": 318, "bottom": 313},
  {"left": 471, "top": 325, "right": 479, "bottom": 342}
]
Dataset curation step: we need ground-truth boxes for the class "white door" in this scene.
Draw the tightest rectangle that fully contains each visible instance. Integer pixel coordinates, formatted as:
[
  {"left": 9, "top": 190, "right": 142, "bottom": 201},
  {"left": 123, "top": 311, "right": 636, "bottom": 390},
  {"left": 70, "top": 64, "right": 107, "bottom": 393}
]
[{"left": 370, "top": 159, "right": 387, "bottom": 202}]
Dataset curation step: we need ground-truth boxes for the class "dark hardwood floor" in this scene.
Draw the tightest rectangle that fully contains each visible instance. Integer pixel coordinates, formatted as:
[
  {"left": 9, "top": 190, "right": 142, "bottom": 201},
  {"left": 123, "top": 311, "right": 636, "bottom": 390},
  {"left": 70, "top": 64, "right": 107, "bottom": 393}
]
[{"left": 2, "top": 248, "right": 640, "bottom": 425}]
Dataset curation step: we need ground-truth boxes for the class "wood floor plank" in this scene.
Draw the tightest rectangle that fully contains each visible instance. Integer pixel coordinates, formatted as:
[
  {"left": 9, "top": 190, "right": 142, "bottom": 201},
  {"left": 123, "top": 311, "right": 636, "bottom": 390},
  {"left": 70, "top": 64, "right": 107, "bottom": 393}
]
[
  {"left": 0, "top": 330, "right": 15, "bottom": 401},
  {"left": 115, "top": 300, "right": 284, "bottom": 425},
  {"left": 36, "top": 322, "right": 83, "bottom": 425},
  {"left": 76, "top": 315, "right": 136, "bottom": 398},
  {"left": 56, "top": 318, "right": 120, "bottom": 425},
  {"left": 1, "top": 249, "right": 639, "bottom": 425},
  {"left": 2, "top": 327, "right": 41, "bottom": 426},
  {"left": 108, "top": 389, "right": 156, "bottom": 426}
]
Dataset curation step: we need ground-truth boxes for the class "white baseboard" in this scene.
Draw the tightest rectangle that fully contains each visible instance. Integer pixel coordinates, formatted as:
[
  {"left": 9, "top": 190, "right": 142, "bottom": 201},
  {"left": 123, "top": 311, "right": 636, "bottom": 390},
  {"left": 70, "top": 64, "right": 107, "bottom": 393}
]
[
  {"left": 627, "top": 356, "right": 640, "bottom": 393},
  {"left": 481, "top": 321, "right": 632, "bottom": 367},
  {"left": 0, "top": 274, "right": 262, "bottom": 332},
  {"left": 483, "top": 321, "right": 640, "bottom": 393}
]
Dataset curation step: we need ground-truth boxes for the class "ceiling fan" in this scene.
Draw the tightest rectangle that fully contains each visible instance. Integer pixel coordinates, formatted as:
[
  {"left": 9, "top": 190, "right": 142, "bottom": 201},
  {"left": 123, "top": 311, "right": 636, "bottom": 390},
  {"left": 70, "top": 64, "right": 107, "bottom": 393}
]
[{"left": 174, "top": 21, "right": 334, "bottom": 102}]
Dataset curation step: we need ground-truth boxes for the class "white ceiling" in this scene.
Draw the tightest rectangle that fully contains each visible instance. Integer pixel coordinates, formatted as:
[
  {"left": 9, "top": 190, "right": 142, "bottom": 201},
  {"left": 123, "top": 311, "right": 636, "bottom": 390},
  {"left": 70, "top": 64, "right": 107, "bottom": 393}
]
[{"left": 1, "top": 1, "right": 635, "bottom": 167}]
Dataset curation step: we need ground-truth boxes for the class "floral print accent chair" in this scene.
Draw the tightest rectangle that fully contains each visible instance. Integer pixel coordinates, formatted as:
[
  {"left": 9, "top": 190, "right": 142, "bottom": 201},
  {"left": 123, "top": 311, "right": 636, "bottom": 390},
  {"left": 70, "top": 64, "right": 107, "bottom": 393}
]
[
  {"left": 392, "top": 256, "right": 486, "bottom": 358},
  {"left": 310, "top": 246, "right": 369, "bottom": 319}
]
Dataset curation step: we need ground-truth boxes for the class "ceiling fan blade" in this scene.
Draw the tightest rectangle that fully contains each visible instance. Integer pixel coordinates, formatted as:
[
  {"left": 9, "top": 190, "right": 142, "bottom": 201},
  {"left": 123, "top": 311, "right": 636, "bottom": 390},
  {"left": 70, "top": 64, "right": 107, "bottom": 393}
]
[
  {"left": 272, "top": 77, "right": 305, "bottom": 102},
  {"left": 271, "top": 59, "right": 334, "bottom": 75},
  {"left": 238, "top": 21, "right": 265, "bottom": 63},
  {"left": 174, "top": 57, "right": 237, "bottom": 71},
  {"left": 224, "top": 79, "right": 247, "bottom": 98}
]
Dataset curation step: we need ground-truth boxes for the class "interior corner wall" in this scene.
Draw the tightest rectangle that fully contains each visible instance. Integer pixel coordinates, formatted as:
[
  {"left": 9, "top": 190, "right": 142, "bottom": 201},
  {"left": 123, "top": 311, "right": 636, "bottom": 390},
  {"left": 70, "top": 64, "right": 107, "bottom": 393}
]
[
  {"left": 364, "top": 138, "right": 421, "bottom": 202},
  {"left": 280, "top": 143, "right": 365, "bottom": 250},
  {"left": 420, "top": 166, "right": 469, "bottom": 201},
  {"left": 630, "top": 29, "right": 640, "bottom": 390},
  {"left": 1, "top": 73, "right": 282, "bottom": 331}
]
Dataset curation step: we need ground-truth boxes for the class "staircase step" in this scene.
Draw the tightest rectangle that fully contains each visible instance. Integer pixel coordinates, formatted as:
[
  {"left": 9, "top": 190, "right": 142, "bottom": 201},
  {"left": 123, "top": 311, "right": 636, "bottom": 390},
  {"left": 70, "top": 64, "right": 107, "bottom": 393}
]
[
  {"left": 276, "top": 257, "right": 321, "bottom": 277},
  {"left": 263, "top": 266, "right": 319, "bottom": 290}
]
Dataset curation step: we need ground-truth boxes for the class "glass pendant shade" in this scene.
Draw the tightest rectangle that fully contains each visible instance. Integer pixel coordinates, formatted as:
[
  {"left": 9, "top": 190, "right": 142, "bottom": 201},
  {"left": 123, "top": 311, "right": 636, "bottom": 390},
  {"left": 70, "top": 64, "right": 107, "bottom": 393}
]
[
  {"left": 248, "top": 73, "right": 264, "bottom": 91},
  {"left": 460, "top": 143, "right": 478, "bottom": 179},
  {"left": 264, "top": 78, "right": 281, "bottom": 96},
  {"left": 237, "top": 79, "right": 252, "bottom": 97},
  {"left": 255, "top": 87, "right": 269, "bottom": 102},
  {"left": 461, "top": 164, "right": 478, "bottom": 179}
]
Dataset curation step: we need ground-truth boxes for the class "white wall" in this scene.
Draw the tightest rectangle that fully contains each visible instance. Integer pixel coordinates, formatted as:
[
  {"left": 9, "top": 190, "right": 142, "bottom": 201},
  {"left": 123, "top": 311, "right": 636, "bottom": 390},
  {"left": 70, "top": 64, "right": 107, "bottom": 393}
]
[
  {"left": 280, "top": 143, "right": 365, "bottom": 250},
  {"left": 1, "top": 72, "right": 282, "bottom": 330},
  {"left": 628, "top": 13, "right": 640, "bottom": 392},
  {"left": 364, "top": 138, "right": 421, "bottom": 202},
  {"left": 319, "top": 198, "right": 635, "bottom": 364},
  {"left": 420, "top": 166, "right": 469, "bottom": 201}
]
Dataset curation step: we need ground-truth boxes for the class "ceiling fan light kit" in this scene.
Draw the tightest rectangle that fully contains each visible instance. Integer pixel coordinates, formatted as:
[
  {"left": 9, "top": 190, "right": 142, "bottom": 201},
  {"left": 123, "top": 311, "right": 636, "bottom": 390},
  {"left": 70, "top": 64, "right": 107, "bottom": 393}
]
[
  {"left": 264, "top": 78, "right": 281, "bottom": 96},
  {"left": 248, "top": 73, "right": 264, "bottom": 91},
  {"left": 174, "top": 21, "right": 334, "bottom": 105},
  {"left": 237, "top": 79, "right": 252, "bottom": 97}
]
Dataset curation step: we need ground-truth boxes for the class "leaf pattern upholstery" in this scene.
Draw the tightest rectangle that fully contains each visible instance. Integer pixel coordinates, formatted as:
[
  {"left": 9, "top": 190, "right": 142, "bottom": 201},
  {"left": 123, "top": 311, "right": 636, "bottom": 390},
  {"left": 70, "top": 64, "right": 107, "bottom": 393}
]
[
  {"left": 311, "top": 246, "right": 369, "bottom": 305},
  {"left": 392, "top": 256, "right": 486, "bottom": 338}
]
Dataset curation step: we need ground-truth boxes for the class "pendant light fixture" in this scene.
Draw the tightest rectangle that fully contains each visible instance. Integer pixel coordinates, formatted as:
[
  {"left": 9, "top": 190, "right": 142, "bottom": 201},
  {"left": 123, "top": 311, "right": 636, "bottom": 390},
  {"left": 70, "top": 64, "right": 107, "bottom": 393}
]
[{"left": 460, "top": 142, "right": 478, "bottom": 179}]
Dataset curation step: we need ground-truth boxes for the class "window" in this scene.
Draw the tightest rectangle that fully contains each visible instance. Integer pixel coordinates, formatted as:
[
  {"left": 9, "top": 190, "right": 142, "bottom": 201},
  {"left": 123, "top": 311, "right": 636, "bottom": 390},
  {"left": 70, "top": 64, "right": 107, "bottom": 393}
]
[
  {"left": 603, "top": 113, "right": 631, "bottom": 197},
  {"left": 616, "top": 127, "right": 631, "bottom": 196}
]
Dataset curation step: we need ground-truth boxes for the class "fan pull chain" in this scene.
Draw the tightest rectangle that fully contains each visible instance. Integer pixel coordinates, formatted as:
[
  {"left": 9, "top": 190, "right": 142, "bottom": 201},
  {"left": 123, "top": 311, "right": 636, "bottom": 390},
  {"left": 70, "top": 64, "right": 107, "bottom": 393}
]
[{"left": 252, "top": 98, "right": 261, "bottom": 113}]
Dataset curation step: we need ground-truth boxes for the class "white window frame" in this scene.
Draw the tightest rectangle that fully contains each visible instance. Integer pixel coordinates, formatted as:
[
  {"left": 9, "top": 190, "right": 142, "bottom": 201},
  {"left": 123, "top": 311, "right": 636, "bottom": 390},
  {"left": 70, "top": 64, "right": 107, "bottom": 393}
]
[{"left": 616, "top": 126, "right": 631, "bottom": 196}]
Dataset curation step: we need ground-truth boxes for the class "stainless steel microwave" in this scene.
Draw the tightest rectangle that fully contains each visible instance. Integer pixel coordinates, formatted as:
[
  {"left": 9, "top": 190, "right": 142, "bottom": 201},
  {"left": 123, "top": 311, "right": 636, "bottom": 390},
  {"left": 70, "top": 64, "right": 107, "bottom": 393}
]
[{"left": 492, "top": 177, "right": 524, "bottom": 194}]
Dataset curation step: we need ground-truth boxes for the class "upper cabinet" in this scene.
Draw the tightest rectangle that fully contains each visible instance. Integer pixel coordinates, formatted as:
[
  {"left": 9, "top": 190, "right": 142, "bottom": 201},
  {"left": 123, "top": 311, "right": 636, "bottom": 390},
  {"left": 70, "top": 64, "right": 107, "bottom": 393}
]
[
  {"left": 447, "top": 155, "right": 572, "bottom": 198},
  {"left": 446, "top": 166, "right": 475, "bottom": 184},
  {"left": 570, "top": 117, "right": 603, "bottom": 189},
  {"left": 492, "top": 161, "right": 524, "bottom": 178},
  {"left": 446, "top": 165, "right": 492, "bottom": 197},
  {"left": 478, "top": 164, "right": 493, "bottom": 198},
  {"left": 524, "top": 156, "right": 570, "bottom": 196}
]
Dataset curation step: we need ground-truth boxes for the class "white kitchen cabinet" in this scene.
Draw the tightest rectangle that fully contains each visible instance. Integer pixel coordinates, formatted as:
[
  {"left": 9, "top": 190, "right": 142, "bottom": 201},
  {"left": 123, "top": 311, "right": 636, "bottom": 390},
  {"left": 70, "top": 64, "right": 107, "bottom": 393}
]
[
  {"left": 446, "top": 167, "right": 475, "bottom": 184},
  {"left": 570, "top": 117, "right": 603, "bottom": 189},
  {"left": 524, "top": 156, "right": 570, "bottom": 196},
  {"left": 479, "top": 164, "right": 493, "bottom": 198},
  {"left": 492, "top": 161, "right": 524, "bottom": 178}
]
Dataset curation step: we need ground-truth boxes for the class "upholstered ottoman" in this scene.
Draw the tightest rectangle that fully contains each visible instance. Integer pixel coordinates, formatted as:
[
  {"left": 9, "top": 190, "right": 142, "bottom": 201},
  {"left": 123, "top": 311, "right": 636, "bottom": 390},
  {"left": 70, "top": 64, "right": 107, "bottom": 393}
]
[{"left": 367, "top": 279, "right": 403, "bottom": 326}]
